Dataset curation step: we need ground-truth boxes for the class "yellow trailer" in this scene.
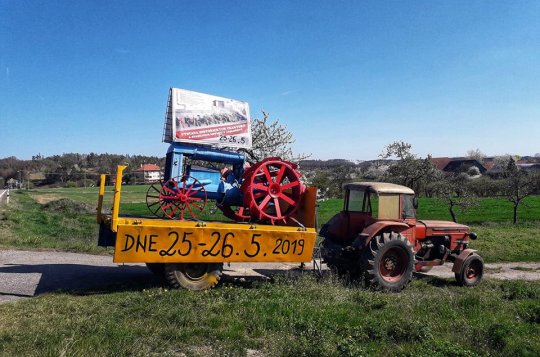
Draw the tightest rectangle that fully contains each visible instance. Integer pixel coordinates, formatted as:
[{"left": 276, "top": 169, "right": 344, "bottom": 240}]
[{"left": 97, "top": 166, "right": 317, "bottom": 290}]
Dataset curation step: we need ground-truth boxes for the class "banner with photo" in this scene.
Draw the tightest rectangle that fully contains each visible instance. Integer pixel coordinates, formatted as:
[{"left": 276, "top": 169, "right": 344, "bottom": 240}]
[{"left": 163, "top": 88, "right": 251, "bottom": 148}]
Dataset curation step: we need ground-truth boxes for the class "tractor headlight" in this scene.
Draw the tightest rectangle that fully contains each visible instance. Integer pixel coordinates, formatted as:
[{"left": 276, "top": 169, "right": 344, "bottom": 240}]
[{"left": 469, "top": 232, "right": 478, "bottom": 240}]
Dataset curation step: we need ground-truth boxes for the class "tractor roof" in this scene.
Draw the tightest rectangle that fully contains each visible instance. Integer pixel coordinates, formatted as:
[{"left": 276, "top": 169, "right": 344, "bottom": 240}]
[{"left": 344, "top": 182, "right": 415, "bottom": 195}]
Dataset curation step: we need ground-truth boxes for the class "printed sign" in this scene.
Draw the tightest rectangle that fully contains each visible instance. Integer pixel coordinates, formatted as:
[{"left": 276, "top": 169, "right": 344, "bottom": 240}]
[
  {"left": 163, "top": 88, "right": 251, "bottom": 148},
  {"left": 114, "top": 225, "right": 316, "bottom": 263}
]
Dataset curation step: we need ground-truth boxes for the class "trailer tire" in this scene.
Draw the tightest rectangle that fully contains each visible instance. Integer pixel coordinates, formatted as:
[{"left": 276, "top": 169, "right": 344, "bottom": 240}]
[
  {"left": 146, "top": 263, "right": 165, "bottom": 277},
  {"left": 455, "top": 254, "right": 484, "bottom": 287},
  {"left": 364, "top": 232, "right": 414, "bottom": 292},
  {"left": 164, "top": 263, "right": 223, "bottom": 291}
]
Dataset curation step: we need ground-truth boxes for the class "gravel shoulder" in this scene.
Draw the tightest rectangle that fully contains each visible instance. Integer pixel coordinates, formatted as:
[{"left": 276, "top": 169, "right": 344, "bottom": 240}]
[{"left": 1, "top": 249, "right": 539, "bottom": 303}]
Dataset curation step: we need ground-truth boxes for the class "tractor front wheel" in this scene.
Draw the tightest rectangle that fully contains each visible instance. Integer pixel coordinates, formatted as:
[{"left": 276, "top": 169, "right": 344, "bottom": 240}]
[
  {"left": 455, "top": 254, "right": 484, "bottom": 286},
  {"left": 364, "top": 232, "right": 415, "bottom": 291},
  {"left": 164, "top": 263, "right": 223, "bottom": 291}
]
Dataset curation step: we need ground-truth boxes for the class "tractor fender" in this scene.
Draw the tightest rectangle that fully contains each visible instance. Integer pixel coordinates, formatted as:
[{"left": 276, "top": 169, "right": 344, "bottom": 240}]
[
  {"left": 362, "top": 221, "right": 409, "bottom": 244},
  {"left": 451, "top": 248, "right": 478, "bottom": 273}
]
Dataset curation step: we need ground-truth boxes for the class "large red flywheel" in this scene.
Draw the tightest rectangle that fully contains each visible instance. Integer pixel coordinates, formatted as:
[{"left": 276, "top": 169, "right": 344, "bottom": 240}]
[{"left": 240, "top": 157, "right": 305, "bottom": 224}]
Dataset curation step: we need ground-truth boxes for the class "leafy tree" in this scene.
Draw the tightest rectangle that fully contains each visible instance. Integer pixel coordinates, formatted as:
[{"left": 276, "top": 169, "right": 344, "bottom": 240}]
[
  {"left": 433, "top": 173, "right": 479, "bottom": 223},
  {"left": 466, "top": 176, "right": 504, "bottom": 197},
  {"left": 503, "top": 158, "right": 535, "bottom": 224},
  {"left": 466, "top": 148, "right": 485, "bottom": 163},
  {"left": 380, "top": 141, "right": 438, "bottom": 194},
  {"left": 239, "top": 111, "right": 309, "bottom": 164},
  {"left": 304, "top": 164, "right": 356, "bottom": 199}
]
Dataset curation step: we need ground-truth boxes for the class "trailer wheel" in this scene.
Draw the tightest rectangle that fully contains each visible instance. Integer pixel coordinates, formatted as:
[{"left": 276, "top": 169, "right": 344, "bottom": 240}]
[
  {"left": 164, "top": 263, "right": 223, "bottom": 291},
  {"left": 146, "top": 263, "right": 165, "bottom": 277},
  {"left": 455, "top": 254, "right": 484, "bottom": 286},
  {"left": 364, "top": 232, "right": 414, "bottom": 292}
]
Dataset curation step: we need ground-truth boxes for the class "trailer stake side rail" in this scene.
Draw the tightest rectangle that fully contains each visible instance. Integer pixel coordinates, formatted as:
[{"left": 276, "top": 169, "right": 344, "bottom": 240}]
[{"left": 97, "top": 166, "right": 317, "bottom": 264}]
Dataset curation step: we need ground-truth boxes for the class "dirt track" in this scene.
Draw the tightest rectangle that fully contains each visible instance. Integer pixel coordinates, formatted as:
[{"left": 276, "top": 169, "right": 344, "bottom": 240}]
[{"left": 1, "top": 249, "right": 539, "bottom": 303}]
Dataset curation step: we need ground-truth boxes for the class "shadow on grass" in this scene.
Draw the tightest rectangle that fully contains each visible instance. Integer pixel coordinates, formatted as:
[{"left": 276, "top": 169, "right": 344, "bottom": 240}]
[
  {"left": 0, "top": 263, "right": 323, "bottom": 297},
  {"left": 413, "top": 272, "right": 458, "bottom": 287},
  {"left": 220, "top": 266, "right": 319, "bottom": 289},
  {"left": 0, "top": 262, "right": 459, "bottom": 299}
]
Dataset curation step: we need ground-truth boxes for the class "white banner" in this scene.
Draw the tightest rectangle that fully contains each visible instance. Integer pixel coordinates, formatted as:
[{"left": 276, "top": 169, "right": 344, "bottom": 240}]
[{"left": 163, "top": 88, "right": 251, "bottom": 148}]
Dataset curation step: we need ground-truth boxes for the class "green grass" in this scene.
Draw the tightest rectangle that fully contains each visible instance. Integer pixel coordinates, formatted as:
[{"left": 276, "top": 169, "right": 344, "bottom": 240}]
[
  {"left": 2, "top": 188, "right": 540, "bottom": 262},
  {"left": 319, "top": 196, "right": 540, "bottom": 225},
  {"left": 317, "top": 197, "right": 540, "bottom": 263},
  {"left": 417, "top": 196, "right": 540, "bottom": 224},
  {"left": 469, "top": 223, "right": 540, "bottom": 263},
  {"left": 0, "top": 275, "right": 538, "bottom": 356},
  {"left": 0, "top": 191, "right": 108, "bottom": 254},
  {"left": 1, "top": 188, "right": 539, "bottom": 356},
  {"left": 26, "top": 185, "right": 150, "bottom": 205}
]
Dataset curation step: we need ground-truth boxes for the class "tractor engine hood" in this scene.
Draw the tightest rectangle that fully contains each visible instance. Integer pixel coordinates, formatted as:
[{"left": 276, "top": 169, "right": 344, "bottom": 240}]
[
  {"left": 418, "top": 220, "right": 469, "bottom": 232},
  {"left": 417, "top": 220, "right": 471, "bottom": 240}
]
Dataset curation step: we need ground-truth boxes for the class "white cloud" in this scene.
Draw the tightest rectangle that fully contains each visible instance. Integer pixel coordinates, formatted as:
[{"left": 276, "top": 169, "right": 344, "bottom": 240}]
[{"left": 280, "top": 90, "right": 298, "bottom": 96}]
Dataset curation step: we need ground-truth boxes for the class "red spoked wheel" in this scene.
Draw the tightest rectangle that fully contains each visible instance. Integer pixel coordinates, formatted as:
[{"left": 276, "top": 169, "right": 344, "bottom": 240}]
[
  {"left": 146, "top": 181, "right": 167, "bottom": 218},
  {"left": 241, "top": 157, "right": 305, "bottom": 224},
  {"left": 146, "top": 176, "right": 207, "bottom": 220}
]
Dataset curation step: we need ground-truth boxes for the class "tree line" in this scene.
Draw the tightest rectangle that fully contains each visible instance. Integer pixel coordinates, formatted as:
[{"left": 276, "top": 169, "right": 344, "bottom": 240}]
[
  {"left": 2, "top": 114, "right": 539, "bottom": 224},
  {"left": 0, "top": 153, "right": 165, "bottom": 188},
  {"left": 302, "top": 141, "right": 540, "bottom": 224}
]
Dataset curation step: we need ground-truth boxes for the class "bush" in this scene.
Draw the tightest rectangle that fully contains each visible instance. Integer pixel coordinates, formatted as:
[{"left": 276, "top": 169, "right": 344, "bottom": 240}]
[
  {"left": 42, "top": 199, "right": 94, "bottom": 215},
  {"left": 65, "top": 181, "right": 77, "bottom": 188},
  {"left": 466, "top": 177, "right": 504, "bottom": 197}
]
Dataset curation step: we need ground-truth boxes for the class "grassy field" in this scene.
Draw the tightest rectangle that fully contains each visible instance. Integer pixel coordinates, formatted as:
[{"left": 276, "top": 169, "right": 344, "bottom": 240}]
[
  {"left": 1, "top": 187, "right": 540, "bottom": 262},
  {"left": 0, "top": 188, "right": 539, "bottom": 355},
  {"left": 319, "top": 197, "right": 540, "bottom": 263},
  {"left": 320, "top": 195, "right": 540, "bottom": 224},
  {"left": 0, "top": 274, "right": 538, "bottom": 356}
]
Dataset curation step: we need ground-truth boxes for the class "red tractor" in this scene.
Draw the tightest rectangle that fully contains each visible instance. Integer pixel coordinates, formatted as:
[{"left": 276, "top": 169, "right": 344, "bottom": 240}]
[{"left": 320, "top": 182, "right": 484, "bottom": 291}]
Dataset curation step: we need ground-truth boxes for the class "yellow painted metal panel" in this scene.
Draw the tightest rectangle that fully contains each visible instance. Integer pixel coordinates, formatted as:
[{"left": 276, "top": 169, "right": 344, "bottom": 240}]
[
  {"left": 96, "top": 174, "right": 107, "bottom": 224},
  {"left": 114, "top": 223, "right": 316, "bottom": 263},
  {"left": 288, "top": 186, "right": 317, "bottom": 228},
  {"left": 111, "top": 165, "right": 127, "bottom": 232}
]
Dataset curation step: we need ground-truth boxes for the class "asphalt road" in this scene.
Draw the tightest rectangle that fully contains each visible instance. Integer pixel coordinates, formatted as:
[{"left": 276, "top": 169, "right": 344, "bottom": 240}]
[
  {"left": 0, "top": 189, "right": 8, "bottom": 206},
  {"left": 1, "top": 249, "right": 539, "bottom": 303}
]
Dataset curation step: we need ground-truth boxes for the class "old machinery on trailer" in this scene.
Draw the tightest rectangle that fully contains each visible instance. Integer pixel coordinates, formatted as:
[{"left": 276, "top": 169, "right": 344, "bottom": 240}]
[
  {"left": 146, "top": 143, "right": 304, "bottom": 225},
  {"left": 146, "top": 88, "right": 305, "bottom": 225},
  {"left": 319, "top": 182, "right": 484, "bottom": 291},
  {"left": 96, "top": 88, "right": 317, "bottom": 291},
  {"left": 97, "top": 165, "right": 317, "bottom": 290}
]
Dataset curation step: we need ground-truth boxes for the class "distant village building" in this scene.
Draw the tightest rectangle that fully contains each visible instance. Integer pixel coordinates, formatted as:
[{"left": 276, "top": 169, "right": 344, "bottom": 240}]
[
  {"left": 6, "top": 178, "right": 21, "bottom": 189},
  {"left": 517, "top": 163, "right": 540, "bottom": 172},
  {"left": 431, "top": 157, "right": 487, "bottom": 174},
  {"left": 134, "top": 164, "right": 163, "bottom": 183}
]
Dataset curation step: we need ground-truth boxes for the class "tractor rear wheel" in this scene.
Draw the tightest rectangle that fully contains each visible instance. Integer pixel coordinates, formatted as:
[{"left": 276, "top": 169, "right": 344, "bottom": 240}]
[
  {"left": 364, "top": 232, "right": 414, "bottom": 292},
  {"left": 455, "top": 254, "right": 484, "bottom": 286},
  {"left": 164, "top": 263, "right": 223, "bottom": 291}
]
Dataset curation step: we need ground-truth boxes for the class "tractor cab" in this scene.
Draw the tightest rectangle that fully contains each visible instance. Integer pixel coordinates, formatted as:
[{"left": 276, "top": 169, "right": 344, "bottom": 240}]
[
  {"left": 343, "top": 182, "right": 416, "bottom": 221},
  {"left": 320, "top": 182, "right": 416, "bottom": 243}
]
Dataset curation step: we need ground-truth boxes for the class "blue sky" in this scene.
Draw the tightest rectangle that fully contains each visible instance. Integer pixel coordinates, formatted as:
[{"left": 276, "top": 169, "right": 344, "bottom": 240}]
[{"left": 1, "top": 1, "right": 539, "bottom": 161}]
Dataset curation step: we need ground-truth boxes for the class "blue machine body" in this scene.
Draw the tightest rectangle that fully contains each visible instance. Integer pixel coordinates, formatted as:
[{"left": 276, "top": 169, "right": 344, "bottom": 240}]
[{"left": 164, "top": 142, "right": 245, "bottom": 206}]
